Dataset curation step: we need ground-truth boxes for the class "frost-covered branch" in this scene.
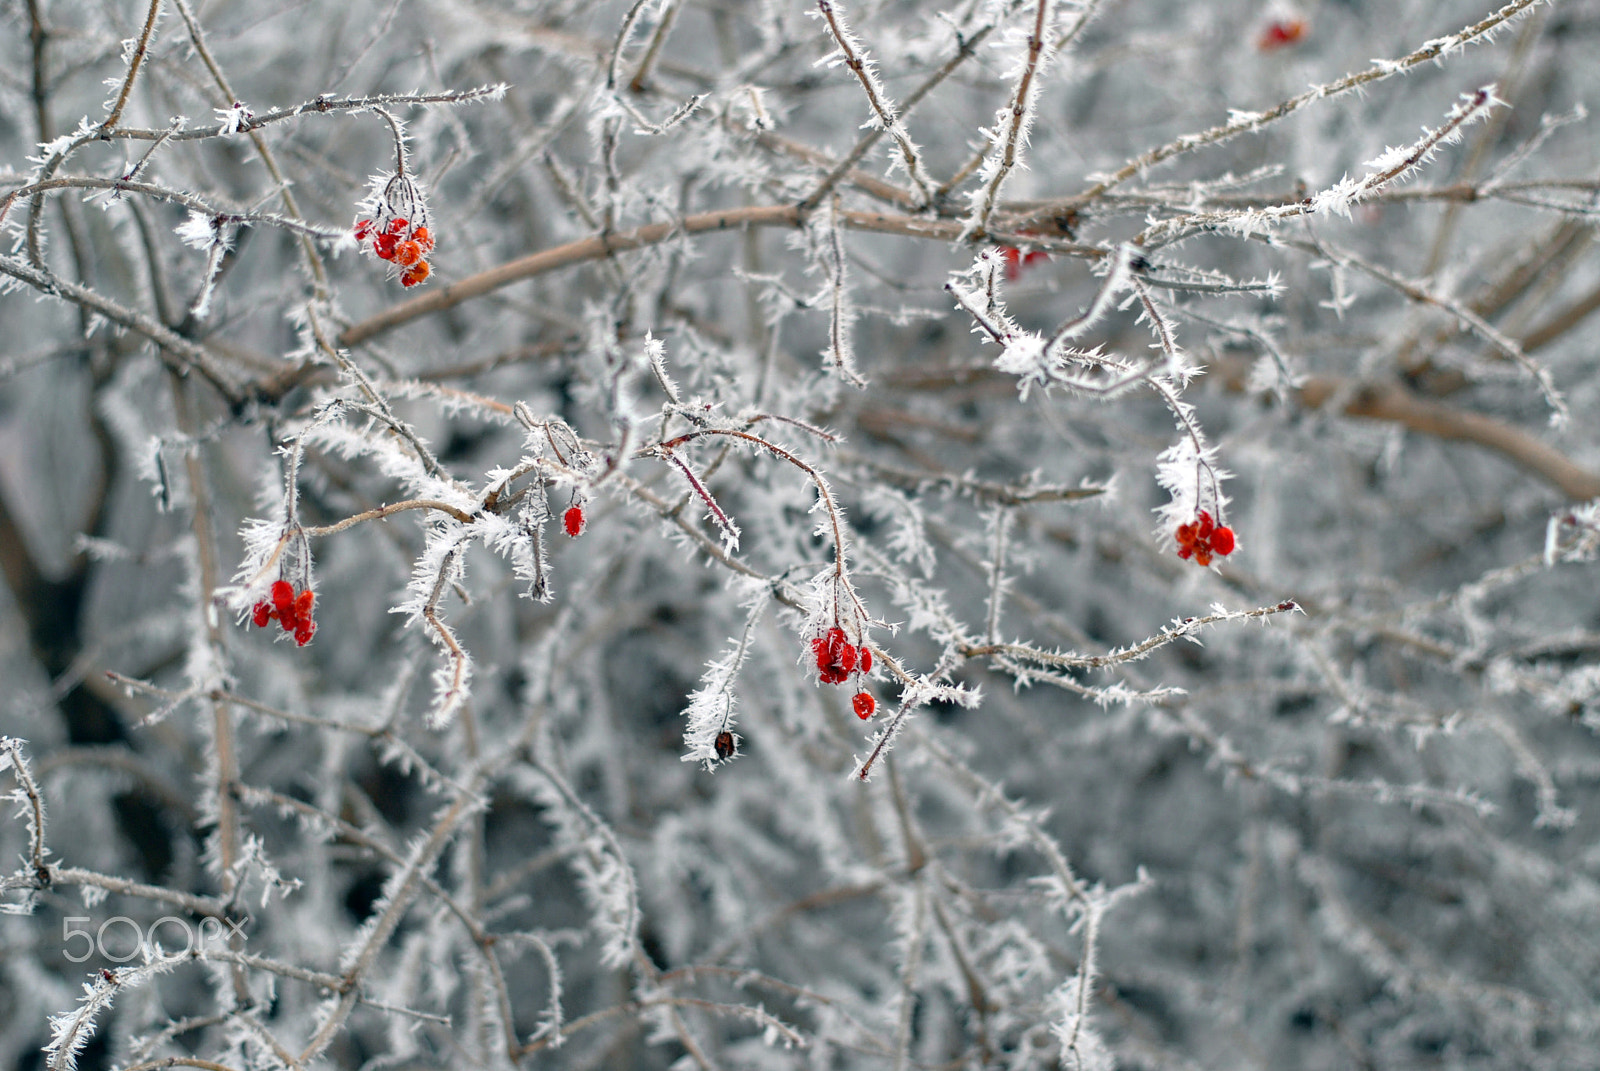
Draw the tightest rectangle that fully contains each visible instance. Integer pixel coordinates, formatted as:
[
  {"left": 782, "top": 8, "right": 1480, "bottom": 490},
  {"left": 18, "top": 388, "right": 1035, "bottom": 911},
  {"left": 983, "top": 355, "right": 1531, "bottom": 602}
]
[{"left": 1073, "top": 0, "right": 1554, "bottom": 204}]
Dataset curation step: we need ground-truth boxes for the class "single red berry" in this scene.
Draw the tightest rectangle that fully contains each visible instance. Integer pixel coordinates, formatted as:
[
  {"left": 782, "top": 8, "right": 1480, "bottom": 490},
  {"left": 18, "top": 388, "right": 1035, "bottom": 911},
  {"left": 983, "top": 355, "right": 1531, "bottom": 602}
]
[
  {"left": 294, "top": 589, "right": 315, "bottom": 619},
  {"left": 564, "top": 504, "right": 585, "bottom": 537},
  {"left": 1259, "top": 18, "right": 1306, "bottom": 50},
  {"left": 294, "top": 621, "right": 315, "bottom": 647},
  {"left": 353, "top": 219, "right": 373, "bottom": 241},
  {"left": 373, "top": 233, "right": 398, "bottom": 260},
  {"left": 997, "top": 245, "right": 1049, "bottom": 281},
  {"left": 853, "top": 691, "right": 876, "bottom": 719},
  {"left": 998, "top": 245, "right": 1023, "bottom": 281},
  {"left": 271, "top": 580, "right": 294, "bottom": 610},
  {"left": 387, "top": 217, "right": 408, "bottom": 235},
  {"left": 859, "top": 647, "right": 871, "bottom": 674},
  {"left": 1211, "top": 526, "right": 1235, "bottom": 556},
  {"left": 252, "top": 601, "right": 272, "bottom": 628},
  {"left": 1197, "top": 510, "right": 1214, "bottom": 538}
]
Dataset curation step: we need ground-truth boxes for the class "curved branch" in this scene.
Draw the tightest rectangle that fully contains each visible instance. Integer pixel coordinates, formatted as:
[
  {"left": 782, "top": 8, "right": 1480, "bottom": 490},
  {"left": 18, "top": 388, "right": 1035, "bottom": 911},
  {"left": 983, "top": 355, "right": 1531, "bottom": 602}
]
[
  {"left": 1298, "top": 376, "right": 1600, "bottom": 501},
  {"left": 337, "top": 205, "right": 1099, "bottom": 347}
]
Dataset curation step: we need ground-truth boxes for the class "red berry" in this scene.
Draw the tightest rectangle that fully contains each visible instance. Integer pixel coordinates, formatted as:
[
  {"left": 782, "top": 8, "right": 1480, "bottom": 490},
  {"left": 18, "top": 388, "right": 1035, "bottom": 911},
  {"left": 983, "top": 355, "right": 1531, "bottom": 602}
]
[
  {"left": 853, "top": 691, "right": 876, "bottom": 719},
  {"left": 1211, "top": 526, "right": 1235, "bottom": 556},
  {"left": 387, "top": 218, "right": 408, "bottom": 235},
  {"left": 294, "top": 621, "right": 315, "bottom": 647},
  {"left": 859, "top": 647, "right": 871, "bottom": 674},
  {"left": 1259, "top": 18, "right": 1306, "bottom": 50},
  {"left": 812, "top": 636, "right": 831, "bottom": 671},
  {"left": 998, "top": 245, "right": 1023, "bottom": 280},
  {"left": 413, "top": 226, "right": 434, "bottom": 253},
  {"left": 997, "top": 245, "right": 1049, "bottom": 281},
  {"left": 294, "top": 589, "right": 315, "bottom": 619},
  {"left": 373, "top": 233, "right": 397, "bottom": 260},
  {"left": 271, "top": 580, "right": 294, "bottom": 610},
  {"left": 353, "top": 219, "right": 373, "bottom": 241},
  {"left": 823, "top": 627, "right": 846, "bottom": 659},
  {"left": 394, "top": 240, "right": 422, "bottom": 267},
  {"left": 564, "top": 504, "right": 585, "bottom": 537},
  {"left": 1197, "top": 510, "right": 1214, "bottom": 538},
  {"left": 252, "top": 601, "right": 272, "bottom": 628}
]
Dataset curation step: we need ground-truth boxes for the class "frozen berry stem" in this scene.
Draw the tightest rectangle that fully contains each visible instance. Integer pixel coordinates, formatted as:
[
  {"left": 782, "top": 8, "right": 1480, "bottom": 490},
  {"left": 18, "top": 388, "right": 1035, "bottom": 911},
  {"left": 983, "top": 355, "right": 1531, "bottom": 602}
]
[
  {"left": 641, "top": 426, "right": 847, "bottom": 570},
  {"left": 352, "top": 109, "right": 436, "bottom": 288}
]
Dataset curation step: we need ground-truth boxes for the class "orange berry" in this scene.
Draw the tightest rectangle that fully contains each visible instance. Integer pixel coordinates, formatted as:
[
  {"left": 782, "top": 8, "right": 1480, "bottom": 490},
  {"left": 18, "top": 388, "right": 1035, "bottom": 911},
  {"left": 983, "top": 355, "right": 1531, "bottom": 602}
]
[
  {"left": 413, "top": 226, "right": 433, "bottom": 253},
  {"left": 394, "top": 241, "right": 421, "bottom": 267},
  {"left": 400, "top": 260, "right": 431, "bottom": 288}
]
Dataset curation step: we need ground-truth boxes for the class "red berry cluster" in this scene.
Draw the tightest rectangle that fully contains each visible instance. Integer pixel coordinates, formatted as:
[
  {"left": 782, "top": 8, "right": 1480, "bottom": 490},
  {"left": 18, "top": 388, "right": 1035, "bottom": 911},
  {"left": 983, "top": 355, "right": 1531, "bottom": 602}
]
[
  {"left": 353, "top": 216, "right": 434, "bottom": 288},
  {"left": 1175, "top": 510, "right": 1236, "bottom": 567},
  {"left": 811, "top": 626, "right": 875, "bottom": 718},
  {"left": 997, "top": 245, "right": 1049, "bottom": 282},
  {"left": 251, "top": 580, "right": 316, "bottom": 646},
  {"left": 1258, "top": 18, "right": 1307, "bottom": 50},
  {"left": 563, "top": 504, "right": 585, "bottom": 538}
]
